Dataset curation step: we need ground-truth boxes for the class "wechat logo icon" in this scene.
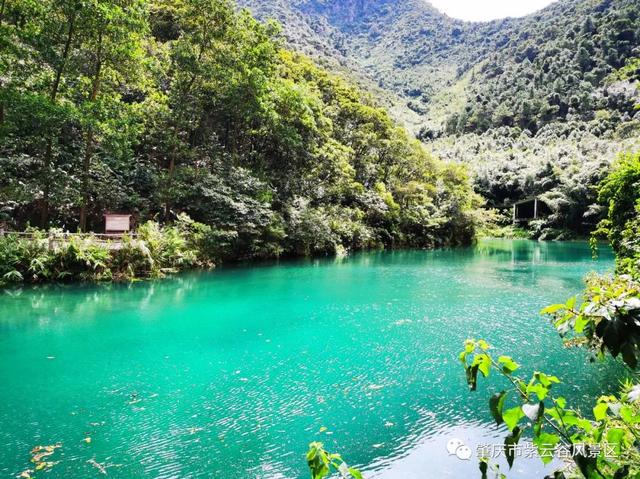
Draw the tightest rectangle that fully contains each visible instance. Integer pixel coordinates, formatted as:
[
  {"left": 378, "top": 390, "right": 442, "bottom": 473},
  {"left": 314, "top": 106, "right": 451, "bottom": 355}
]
[{"left": 446, "top": 438, "right": 473, "bottom": 460}]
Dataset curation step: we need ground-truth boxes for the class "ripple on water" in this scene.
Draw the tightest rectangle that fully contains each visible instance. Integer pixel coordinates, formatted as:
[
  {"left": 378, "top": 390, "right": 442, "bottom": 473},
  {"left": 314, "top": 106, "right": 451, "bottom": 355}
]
[{"left": 0, "top": 240, "right": 621, "bottom": 478}]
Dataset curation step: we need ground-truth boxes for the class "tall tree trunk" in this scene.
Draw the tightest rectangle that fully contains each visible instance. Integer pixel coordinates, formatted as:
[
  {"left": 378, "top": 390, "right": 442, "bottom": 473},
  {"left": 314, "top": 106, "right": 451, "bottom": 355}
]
[
  {"left": 40, "top": 141, "right": 53, "bottom": 227},
  {"left": 164, "top": 155, "right": 175, "bottom": 223},
  {"left": 162, "top": 52, "right": 201, "bottom": 223},
  {"left": 79, "top": 32, "right": 103, "bottom": 232},
  {"left": 41, "top": 9, "right": 77, "bottom": 228},
  {"left": 79, "top": 129, "right": 95, "bottom": 231}
]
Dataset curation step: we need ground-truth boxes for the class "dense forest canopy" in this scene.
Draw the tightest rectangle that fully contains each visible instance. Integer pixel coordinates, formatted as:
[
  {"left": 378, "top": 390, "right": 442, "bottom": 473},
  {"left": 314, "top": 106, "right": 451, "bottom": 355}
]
[
  {"left": 241, "top": 0, "right": 640, "bottom": 239},
  {"left": 0, "top": 0, "right": 479, "bottom": 260},
  {"left": 240, "top": 0, "right": 640, "bottom": 135},
  {"left": 2, "top": 0, "right": 639, "bottom": 254}
]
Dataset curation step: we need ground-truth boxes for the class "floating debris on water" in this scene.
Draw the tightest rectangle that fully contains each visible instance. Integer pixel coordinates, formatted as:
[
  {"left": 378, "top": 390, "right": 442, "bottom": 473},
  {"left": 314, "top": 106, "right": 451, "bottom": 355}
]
[
  {"left": 19, "top": 444, "right": 62, "bottom": 478},
  {"left": 88, "top": 458, "right": 108, "bottom": 475},
  {"left": 393, "top": 319, "right": 412, "bottom": 326}
]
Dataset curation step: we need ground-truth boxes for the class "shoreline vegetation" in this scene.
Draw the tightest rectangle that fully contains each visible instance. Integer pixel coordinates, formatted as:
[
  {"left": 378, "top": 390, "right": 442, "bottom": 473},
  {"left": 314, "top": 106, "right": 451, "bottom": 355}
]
[
  {"left": 0, "top": 215, "right": 214, "bottom": 286},
  {"left": 0, "top": 220, "right": 475, "bottom": 288},
  {"left": 0, "top": 0, "right": 478, "bottom": 270},
  {"left": 0, "top": 229, "right": 613, "bottom": 288},
  {"left": 307, "top": 150, "right": 640, "bottom": 479}
]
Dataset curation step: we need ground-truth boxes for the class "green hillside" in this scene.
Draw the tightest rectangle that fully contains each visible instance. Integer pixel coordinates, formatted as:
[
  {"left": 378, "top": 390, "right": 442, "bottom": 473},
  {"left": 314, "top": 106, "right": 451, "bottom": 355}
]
[
  {"left": 240, "top": 0, "right": 640, "bottom": 237},
  {"left": 0, "top": 0, "right": 477, "bottom": 261}
]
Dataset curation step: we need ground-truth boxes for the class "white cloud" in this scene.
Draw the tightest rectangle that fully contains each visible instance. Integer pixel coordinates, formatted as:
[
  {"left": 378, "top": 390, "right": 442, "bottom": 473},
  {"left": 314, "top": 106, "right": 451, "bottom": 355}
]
[{"left": 428, "top": 0, "right": 557, "bottom": 22}]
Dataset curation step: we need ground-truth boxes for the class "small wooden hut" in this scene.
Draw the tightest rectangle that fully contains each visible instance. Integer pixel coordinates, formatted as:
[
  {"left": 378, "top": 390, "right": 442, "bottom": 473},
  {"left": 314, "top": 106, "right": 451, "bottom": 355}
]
[{"left": 512, "top": 197, "right": 550, "bottom": 223}]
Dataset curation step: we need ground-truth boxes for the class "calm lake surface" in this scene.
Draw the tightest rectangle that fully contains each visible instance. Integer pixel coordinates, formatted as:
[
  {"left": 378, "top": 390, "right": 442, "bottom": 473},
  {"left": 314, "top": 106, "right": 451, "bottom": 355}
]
[{"left": 0, "top": 240, "right": 622, "bottom": 478}]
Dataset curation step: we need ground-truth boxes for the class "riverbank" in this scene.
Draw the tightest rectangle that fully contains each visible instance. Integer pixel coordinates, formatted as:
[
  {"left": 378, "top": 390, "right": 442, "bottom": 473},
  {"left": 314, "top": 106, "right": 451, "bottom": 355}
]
[
  {"left": 1, "top": 220, "right": 598, "bottom": 288},
  {"left": 0, "top": 217, "right": 215, "bottom": 286},
  {"left": 2, "top": 206, "right": 481, "bottom": 286}
]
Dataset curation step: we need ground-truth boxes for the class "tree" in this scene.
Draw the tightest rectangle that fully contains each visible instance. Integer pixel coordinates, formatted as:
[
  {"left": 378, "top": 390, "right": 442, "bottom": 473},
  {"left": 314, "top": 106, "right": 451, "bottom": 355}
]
[{"left": 75, "top": 0, "right": 148, "bottom": 231}]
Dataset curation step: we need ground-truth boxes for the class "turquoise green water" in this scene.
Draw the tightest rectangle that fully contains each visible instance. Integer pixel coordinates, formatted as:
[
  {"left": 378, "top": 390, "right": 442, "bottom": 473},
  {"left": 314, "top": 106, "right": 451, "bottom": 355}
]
[{"left": 0, "top": 240, "right": 621, "bottom": 478}]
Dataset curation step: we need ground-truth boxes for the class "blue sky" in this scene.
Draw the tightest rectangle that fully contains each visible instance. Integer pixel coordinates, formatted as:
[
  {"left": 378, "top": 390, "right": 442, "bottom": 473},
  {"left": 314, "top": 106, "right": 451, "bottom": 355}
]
[{"left": 429, "top": 0, "right": 557, "bottom": 22}]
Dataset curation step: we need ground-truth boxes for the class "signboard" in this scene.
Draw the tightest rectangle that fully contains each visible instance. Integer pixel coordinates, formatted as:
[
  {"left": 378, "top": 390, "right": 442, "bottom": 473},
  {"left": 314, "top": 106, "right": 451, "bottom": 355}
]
[{"left": 104, "top": 214, "right": 131, "bottom": 233}]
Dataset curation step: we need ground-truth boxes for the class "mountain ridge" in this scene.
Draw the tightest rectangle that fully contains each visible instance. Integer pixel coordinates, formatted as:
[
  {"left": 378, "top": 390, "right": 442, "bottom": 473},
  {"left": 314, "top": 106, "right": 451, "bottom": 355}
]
[
  {"left": 238, "top": 0, "right": 640, "bottom": 238},
  {"left": 239, "top": 0, "right": 639, "bottom": 135}
]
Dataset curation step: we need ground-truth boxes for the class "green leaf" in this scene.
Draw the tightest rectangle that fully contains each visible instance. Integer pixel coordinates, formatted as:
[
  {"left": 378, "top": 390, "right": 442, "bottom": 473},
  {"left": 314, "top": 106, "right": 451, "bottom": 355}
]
[
  {"left": 503, "top": 406, "right": 524, "bottom": 432},
  {"left": 540, "top": 303, "right": 565, "bottom": 315},
  {"left": 489, "top": 391, "right": 507, "bottom": 426},
  {"left": 464, "top": 341, "right": 475, "bottom": 353},
  {"left": 504, "top": 426, "right": 522, "bottom": 468},
  {"left": 526, "top": 383, "right": 549, "bottom": 401},
  {"left": 533, "top": 432, "right": 559, "bottom": 465},
  {"left": 307, "top": 442, "right": 330, "bottom": 479},
  {"left": 348, "top": 468, "right": 363, "bottom": 479},
  {"left": 577, "top": 418, "right": 594, "bottom": 433},
  {"left": 459, "top": 351, "right": 467, "bottom": 364},
  {"left": 497, "top": 356, "right": 520, "bottom": 374},
  {"left": 472, "top": 354, "right": 491, "bottom": 378},
  {"left": 566, "top": 296, "right": 577, "bottom": 310},
  {"left": 574, "top": 314, "right": 589, "bottom": 334},
  {"left": 606, "top": 428, "right": 625, "bottom": 456},
  {"left": 619, "top": 405, "right": 639, "bottom": 424},
  {"left": 536, "top": 373, "right": 560, "bottom": 387},
  {"left": 593, "top": 403, "right": 608, "bottom": 421}
]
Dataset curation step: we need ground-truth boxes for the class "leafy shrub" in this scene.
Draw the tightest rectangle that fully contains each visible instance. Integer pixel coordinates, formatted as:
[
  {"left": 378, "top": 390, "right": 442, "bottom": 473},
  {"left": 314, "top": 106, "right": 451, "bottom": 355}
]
[
  {"left": 594, "top": 152, "right": 640, "bottom": 272},
  {"left": 461, "top": 152, "right": 640, "bottom": 479},
  {"left": 52, "top": 237, "right": 112, "bottom": 281},
  {"left": 0, "top": 215, "right": 214, "bottom": 286},
  {"left": 0, "top": 233, "right": 53, "bottom": 283},
  {"left": 136, "top": 218, "right": 203, "bottom": 272},
  {"left": 545, "top": 276, "right": 640, "bottom": 368},
  {"left": 110, "top": 236, "right": 156, "bottom": 280},
  {"left": 287, "top": 202, "right": 340, "bottom": 256},
  {"left": 286, "top": 201, "right": 381, "bottom": 256},
  {"left": 306, "top": 442, "right": 363, "bottom": 479},
  {"left": 461, "top": 339, "right": 640, "bottom": 479}
]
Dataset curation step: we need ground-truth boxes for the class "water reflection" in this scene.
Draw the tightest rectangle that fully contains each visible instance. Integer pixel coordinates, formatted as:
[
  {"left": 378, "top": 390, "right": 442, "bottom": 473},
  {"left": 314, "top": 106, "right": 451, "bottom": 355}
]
[
  {"left": 364, "top": 421, "right": 560, "bottom": 478},
  {"left": 0, "top": 240, "right": 621, "bottom": 478}
]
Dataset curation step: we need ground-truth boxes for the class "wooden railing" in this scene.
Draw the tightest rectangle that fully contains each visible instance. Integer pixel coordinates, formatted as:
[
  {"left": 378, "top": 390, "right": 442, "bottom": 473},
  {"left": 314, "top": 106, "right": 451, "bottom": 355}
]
[
  {"left": 0, "top": 230, "right": 139, "bottom": 250},
  {"left": 0, "top": 231, "right": 136, "bottom": 238}
]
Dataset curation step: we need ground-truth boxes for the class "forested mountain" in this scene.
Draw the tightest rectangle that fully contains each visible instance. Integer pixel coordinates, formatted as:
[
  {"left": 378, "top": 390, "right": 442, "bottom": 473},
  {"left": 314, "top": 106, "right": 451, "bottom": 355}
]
[
  {"left": 240, "top": 0, "right": 640, "bottom": 237},
  {"left": 1, "top": 0, "right": 638, "bottom": 256},
  {"left": 0, "top": 0, "right": 478, "bottom": 260},
  {"left": 240, "top": 0, "right": 639, "bottom": 134}
]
